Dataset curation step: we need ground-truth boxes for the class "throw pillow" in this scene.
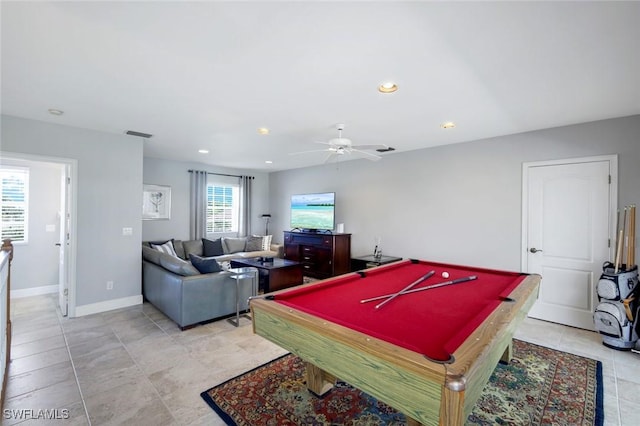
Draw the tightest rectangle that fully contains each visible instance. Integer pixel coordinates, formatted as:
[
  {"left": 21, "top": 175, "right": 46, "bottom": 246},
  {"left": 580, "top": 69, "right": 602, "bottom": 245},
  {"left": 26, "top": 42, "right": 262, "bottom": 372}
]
[
  {"left": 262, "top": 235, "right": 273, "bottom": 251},
  {"left": 202, "top": 238, "right": 224, "bottom": 256},
  {"left": 189, "top": 254, "right": 223, "bottom": 274},
  {"left": 223, "top": 237, "right": 247, "bottom": 254},
  {"left": 183, "top": 239, "right": 203, "bottom": 258},
  {"left": 151, "top": 240, "right": 177, "bottom": 257},
  {"left": 245, "top": 235, "right": 264, "bottom": 252}
]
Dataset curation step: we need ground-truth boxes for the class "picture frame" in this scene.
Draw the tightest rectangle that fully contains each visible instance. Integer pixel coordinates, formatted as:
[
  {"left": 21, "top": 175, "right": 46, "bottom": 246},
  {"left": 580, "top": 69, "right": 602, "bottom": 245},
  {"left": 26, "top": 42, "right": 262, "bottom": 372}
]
[{"left": 142, "top": 184, "right": 171, "bottom": 220}]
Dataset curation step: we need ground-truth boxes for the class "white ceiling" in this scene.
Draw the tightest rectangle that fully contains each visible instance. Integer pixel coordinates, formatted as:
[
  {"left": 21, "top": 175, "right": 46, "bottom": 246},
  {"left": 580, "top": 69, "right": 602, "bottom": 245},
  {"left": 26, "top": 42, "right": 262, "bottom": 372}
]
[{"left": 2, "top": 1, "right": 639, "bottom": 172}]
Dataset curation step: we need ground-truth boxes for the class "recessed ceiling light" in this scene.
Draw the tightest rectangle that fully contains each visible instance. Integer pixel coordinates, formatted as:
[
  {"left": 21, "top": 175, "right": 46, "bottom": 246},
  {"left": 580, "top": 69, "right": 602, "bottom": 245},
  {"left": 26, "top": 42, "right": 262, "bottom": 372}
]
[
  {"left": 48, "top": 108, "right": 64, "bottom": 116},
  {"left": 378, "top": 82, "right": 398, "bottom": 93},
  {"left": 258, "top": 127, "right": 270, "bottom": 135},
  {"left": 441, "top": 121, "right": 456, "bottom": 129},
  {"left": 198, "top": 149, "right": 209, "bottom": 154},
  {"left": 265, "top": 160, "right": 273, "bottom": 164}
]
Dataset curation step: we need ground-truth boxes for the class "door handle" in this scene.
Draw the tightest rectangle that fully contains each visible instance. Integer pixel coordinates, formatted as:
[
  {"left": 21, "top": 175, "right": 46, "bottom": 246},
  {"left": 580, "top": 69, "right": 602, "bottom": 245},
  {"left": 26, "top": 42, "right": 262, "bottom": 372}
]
[
  {"left": 529, "top": 247, "right": 543, "bottom": 253},
  {"left": 55, "top": 243, "right": 62, "bottom": 247}
]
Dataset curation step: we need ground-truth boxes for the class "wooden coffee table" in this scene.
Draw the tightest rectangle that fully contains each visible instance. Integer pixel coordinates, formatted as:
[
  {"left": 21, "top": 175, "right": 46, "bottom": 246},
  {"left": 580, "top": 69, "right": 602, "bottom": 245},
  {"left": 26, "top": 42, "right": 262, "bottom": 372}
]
[{"left": 230, "top": 258, "right": 303, "bottom": 293}]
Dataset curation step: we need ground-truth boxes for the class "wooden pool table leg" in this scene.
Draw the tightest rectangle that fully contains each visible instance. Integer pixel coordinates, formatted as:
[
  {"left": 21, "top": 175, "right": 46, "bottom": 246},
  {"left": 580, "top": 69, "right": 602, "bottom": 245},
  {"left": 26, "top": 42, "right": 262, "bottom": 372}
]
[
  {"left": 500, "top": 340, "right": 513, "bottom": 364},
  {"left": 305, "top": 362, "right": 336, "bottom": 396}
]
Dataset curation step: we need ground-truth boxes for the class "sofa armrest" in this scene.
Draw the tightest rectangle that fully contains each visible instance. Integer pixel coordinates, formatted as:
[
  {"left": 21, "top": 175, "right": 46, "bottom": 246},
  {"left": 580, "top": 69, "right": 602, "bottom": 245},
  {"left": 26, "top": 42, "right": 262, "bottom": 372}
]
[{"left": 270, "top": 243, "right": 284, "bottom": 258}]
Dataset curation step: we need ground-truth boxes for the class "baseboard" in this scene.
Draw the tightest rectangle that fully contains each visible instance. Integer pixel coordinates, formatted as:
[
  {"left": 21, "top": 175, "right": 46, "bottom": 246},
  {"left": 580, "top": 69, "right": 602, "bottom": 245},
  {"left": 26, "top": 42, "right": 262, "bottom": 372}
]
[
  {"left": 74, "top": 295, "right": 143, "bottom": 317},
  {"left": 10, "top": 285, "right": 58, "bottom": 299}
]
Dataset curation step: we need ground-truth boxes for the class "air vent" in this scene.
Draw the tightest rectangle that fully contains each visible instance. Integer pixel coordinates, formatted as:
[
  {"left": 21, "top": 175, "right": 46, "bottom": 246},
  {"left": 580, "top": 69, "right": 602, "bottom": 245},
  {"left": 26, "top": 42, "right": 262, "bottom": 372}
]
[
  {"left": 376, "top": 147, "right": 396, "bottom": 153},
  {"left": 125, "top": 130, "right": 153, "bottom": 138}
]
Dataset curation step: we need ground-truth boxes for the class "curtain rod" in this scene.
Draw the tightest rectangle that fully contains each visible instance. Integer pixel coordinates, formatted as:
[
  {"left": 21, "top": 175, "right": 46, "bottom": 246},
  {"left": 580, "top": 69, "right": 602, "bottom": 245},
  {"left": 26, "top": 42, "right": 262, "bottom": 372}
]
[{"left": 188, "top": 170, "right": 254, "bottom": 179}]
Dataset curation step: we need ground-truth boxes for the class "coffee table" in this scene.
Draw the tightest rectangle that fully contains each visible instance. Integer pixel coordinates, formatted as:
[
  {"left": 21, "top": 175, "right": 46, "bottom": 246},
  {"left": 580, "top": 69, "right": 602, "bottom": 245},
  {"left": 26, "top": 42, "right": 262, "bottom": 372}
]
[{"left": 230, "top": 258, "right": 303, "bottom": 293}]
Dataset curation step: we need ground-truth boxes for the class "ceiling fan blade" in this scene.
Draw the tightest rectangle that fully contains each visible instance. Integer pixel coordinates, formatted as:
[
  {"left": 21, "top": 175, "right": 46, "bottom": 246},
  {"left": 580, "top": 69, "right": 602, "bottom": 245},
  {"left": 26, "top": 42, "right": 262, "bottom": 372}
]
[
  {"left": 351, "top": 144, "right": 389, "bottom": 150},
  {"left": 352, "top": 149, "right": 382, "bottom": 161},
  {"left": 324, "top": 152, "right": 337, "bottom": 163},
  {"left": 288, "top": 149, "right": 332, "bottom": 156}
]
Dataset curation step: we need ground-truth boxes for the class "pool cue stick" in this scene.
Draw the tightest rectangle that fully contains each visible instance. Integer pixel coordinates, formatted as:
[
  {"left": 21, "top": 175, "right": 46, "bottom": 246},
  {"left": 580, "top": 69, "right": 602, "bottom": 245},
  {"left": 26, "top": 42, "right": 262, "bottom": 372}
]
[
  {"left": 615, "top": 207, "right": 627, "bottom": 273},
  {"left": 374, "top": 271, "right": 435, "bottom": 309},
  {"left": 614, "top": 209, "right": 620, "bottom": 264},
  {"left": 630, "top": 205, "right": 636, "bottom": 266},
  {"left": 627, "top": 206, "right": 633, "bottom": 269},
  {"left": 361, "top": 275, "right": 478, "bottom": 304}
]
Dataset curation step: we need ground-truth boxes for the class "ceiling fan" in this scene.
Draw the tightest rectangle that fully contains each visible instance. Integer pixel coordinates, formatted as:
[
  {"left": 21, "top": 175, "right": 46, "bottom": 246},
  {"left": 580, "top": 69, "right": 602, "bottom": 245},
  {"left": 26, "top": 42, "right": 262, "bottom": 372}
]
[{"left": 290, "top": 124, "right": 392, "bottom": 163}]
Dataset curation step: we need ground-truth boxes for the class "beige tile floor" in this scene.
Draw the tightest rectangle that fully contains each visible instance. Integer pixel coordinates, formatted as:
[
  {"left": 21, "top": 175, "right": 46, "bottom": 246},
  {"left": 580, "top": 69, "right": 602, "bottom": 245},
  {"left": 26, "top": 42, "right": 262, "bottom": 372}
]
[{"left": 2, "top": 294, "right": 639, "bottom": 425}]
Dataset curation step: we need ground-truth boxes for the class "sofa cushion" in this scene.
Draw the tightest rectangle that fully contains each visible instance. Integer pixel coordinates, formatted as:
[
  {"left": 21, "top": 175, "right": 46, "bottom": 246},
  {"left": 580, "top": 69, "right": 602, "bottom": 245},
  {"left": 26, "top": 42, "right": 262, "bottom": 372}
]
[
  {"left": 223, "top": 237, "right": 247, "bottom": 254},
  {"left": 203, "top": 238, "right": 224, "bottom": 256},
  {"left": 245, "top": 235, "right": 264, "bottom": 252},
  {"left": 183, "top": 239, "right": 203, "bottom": 258},
  {"left": 158, "top": 252, "right": 200, "bottom": 276},
  {"left": 142, "top": 246, "right": 161, "bottom": 264},
  {"left": 151, "top": 240, "right": 178, "bottom": 257},
  {"left": 189, "top": 254, "right": 223, "bottom": 274},
  {"left": 172, "top": 240, "right": 186, "bottom": 259}
]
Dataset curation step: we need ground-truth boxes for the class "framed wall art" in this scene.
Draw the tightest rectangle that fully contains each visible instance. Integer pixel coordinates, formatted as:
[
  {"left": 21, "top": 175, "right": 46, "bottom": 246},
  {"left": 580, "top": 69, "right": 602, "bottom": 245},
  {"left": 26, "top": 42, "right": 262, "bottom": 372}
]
[{"left": 142, "top": 184, "right": 171, "bottom": 220}]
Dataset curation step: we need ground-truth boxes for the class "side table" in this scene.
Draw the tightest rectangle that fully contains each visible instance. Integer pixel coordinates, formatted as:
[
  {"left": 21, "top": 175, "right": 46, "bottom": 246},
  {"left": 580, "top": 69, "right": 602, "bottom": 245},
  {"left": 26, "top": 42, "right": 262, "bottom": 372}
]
[
  {"left": 351, "top": 254, "right": 403, "bottom": 271},
  {"left": 226, "top": 267, "right": 259, "bottom": 327}
]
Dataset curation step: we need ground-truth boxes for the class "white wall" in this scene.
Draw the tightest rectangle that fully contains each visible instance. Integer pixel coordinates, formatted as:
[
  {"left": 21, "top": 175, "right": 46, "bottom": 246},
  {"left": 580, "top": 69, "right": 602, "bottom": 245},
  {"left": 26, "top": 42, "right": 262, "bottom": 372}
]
[
  {"left": 0, "top": 158, "right": 62, "bottom": 292},
  {"left": 142, "top": 157, "right": 271, "bottom": 241},
  {"left": 269, "top": 115, "right": 640, "bottom": 271},
  {"left": 1, "top": 115, "right": 144, "bottom": 313}
]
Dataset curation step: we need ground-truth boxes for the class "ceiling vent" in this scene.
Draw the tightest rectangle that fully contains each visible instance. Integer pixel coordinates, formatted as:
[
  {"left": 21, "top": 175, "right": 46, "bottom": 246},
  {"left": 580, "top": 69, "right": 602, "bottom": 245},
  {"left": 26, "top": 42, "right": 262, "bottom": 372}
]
[{"left": 125, "top": 130, "right": 153, "bottom": 138}]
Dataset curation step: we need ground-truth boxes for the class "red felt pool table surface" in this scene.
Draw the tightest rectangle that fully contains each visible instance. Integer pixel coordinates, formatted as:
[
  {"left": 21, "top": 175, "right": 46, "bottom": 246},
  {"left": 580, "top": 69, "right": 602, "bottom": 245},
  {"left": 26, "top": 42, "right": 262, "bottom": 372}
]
[{"left": 274, "top": 259, "right": 528, "bottom": 362}]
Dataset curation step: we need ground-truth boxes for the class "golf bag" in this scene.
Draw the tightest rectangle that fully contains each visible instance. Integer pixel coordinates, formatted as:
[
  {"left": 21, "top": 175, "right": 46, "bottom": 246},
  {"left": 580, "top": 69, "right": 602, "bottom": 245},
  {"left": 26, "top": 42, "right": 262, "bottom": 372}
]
[{"left": 593, "top": 262, "right": 639, "bottom": 350}]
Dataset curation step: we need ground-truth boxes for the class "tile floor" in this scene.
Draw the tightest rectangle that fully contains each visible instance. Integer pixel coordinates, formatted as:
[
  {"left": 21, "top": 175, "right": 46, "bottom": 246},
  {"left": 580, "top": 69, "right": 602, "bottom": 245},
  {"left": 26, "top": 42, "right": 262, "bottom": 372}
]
[{"left": 2, "top": 294, "right": 639, "bottom": 425}]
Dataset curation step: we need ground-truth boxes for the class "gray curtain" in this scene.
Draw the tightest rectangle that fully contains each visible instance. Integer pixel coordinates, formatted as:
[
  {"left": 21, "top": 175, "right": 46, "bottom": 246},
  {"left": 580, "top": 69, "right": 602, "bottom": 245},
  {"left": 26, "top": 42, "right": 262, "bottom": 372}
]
[
  {"left": 189, "top": 170, "right": 208, "bottom": 240},
  {"left": 238, "top": 175, "right": 253, "bottom": 236}
]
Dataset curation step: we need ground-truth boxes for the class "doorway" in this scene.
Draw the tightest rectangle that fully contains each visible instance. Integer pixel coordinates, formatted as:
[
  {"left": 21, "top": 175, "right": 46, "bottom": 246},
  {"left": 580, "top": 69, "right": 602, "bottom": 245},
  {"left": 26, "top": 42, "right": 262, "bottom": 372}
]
[
  {"left": 0, "top": 152, "right": 77, "bottom": 317},
  {"left": 522, "top": 155, "right": 617, "bottom": 330}
]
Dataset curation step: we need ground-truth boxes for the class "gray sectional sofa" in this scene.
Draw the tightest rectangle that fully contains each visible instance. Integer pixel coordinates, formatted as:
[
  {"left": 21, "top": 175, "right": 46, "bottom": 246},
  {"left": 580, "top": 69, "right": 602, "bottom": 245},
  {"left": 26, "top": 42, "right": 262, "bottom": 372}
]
[{"left": 142, "top": 236, "right": 283, "bottom": 329}]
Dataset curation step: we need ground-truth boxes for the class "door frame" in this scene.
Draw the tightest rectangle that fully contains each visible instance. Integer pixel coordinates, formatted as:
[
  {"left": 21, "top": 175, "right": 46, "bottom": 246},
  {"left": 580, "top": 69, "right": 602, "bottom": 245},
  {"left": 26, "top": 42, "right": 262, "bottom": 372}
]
[
  {"left": 0, "top": 151, "right": 78, "bottom": 317},
  {"left": 521, "top": 154, "right": 618, "bottom": 272}
]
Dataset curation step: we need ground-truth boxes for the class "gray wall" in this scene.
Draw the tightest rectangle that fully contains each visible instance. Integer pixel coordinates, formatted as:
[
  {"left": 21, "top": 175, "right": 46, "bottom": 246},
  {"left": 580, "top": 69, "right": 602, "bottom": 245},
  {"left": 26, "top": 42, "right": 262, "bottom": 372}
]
[
  {"left": 269, "top": 115, "right": 640, "bottom": 271},
  {"left": 1, "top": 115, "right": 144, "bottom": 309},
  {"left": 0, "top": 158, "right": 62, "bottom": 291},
  {"left": 142, "top": 157, "right": 271, "bottom": 242}
]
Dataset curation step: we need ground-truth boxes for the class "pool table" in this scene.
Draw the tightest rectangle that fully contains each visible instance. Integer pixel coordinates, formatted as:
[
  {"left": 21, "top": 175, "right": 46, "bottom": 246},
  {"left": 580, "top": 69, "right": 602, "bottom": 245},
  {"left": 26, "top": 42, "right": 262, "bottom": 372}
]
[{"left": 250, "top": 259, "right": 541, "bottom": 426}]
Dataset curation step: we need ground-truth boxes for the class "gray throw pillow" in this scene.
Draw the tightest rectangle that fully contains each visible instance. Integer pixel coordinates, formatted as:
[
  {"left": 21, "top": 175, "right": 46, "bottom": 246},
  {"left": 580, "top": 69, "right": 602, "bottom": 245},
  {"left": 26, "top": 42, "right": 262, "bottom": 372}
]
[
  {"left": 245, "top": 235, "right": 263, "bottom": 252},
  {"left": 223, "top": 237, "right": 247, "bottom": 254},
  {"left": 189, "top": 254, "right": 223, "bottom": 274},
  {"left": 203, "top": 238, "right": 224, "bottom": 256},
  {"left": 183, "top": 239, "right": 203, "bottom": 258}
]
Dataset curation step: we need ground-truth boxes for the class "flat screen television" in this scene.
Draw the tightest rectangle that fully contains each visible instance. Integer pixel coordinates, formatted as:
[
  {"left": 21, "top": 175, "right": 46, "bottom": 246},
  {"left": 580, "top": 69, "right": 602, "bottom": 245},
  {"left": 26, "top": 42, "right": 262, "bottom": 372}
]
[{"left": 290, "top": 192, "right": 335, "bottom": 232}]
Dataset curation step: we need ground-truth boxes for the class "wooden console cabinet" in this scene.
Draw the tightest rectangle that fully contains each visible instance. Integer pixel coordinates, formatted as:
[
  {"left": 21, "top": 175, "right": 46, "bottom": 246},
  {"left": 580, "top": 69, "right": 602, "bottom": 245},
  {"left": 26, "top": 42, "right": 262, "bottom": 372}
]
[{"left": 283, "top": 231, "right": 351, "bottom": 279}]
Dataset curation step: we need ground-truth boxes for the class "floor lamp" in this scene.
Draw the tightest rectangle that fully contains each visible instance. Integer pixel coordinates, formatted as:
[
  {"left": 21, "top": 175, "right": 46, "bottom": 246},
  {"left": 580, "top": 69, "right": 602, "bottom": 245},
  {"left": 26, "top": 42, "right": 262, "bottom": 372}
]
[{"left": 261, "top": 214, "right": 271, "bottom": 235}]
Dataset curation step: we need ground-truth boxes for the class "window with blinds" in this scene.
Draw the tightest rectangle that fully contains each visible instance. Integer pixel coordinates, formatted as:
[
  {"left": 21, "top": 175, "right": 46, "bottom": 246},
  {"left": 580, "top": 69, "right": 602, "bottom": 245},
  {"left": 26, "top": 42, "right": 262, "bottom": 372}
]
[
  {"left": 1, "top": 167, "right": 29, "bottom": 243},
  {"left": 206, "top": 183, "right": 239, "bottom": 233}
]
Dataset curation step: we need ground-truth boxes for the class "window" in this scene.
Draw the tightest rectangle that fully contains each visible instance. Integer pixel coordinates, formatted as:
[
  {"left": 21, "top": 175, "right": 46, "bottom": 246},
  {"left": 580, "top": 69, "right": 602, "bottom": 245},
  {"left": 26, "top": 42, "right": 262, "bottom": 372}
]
[
  {"left": 206, "top": 183, "right": 239, "bottom": 233},
  {"left": 1, "top": 167, "right": 29, "bottom": 243}
]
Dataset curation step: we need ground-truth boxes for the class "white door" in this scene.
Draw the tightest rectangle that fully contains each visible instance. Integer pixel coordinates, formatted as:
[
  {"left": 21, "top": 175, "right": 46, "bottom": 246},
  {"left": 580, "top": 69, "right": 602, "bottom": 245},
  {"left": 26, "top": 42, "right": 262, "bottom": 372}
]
[
  {"left": 523, "top": 156, "right": 616, "bottom": 330},
  {"left": 58, "top": 165, "right": 70, "bottom": 316}
]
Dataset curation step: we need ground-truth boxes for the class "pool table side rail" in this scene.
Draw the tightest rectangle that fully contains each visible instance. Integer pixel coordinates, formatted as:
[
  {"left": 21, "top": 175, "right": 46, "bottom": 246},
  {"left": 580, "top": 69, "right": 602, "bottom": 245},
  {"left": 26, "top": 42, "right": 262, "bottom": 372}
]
[
  {"left": 250, "top": 298, "right": 447, "bottom": 425},
  {"left": 446, "top": 273, "right": 541, "bottom": 417}
]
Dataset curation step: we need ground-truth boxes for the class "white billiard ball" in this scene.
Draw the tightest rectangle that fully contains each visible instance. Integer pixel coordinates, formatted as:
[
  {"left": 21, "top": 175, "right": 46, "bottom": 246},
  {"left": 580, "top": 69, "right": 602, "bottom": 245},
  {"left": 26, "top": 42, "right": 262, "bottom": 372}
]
[{"left": 441, "top": 271, "right": 450, "bottom": 279}]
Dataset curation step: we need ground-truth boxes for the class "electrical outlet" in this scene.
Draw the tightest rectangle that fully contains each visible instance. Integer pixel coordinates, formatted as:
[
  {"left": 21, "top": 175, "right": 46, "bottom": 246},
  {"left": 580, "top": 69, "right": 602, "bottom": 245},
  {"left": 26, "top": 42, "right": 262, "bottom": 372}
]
[{"left": 106, "top": 281, "right": 114, "bottom": 290}]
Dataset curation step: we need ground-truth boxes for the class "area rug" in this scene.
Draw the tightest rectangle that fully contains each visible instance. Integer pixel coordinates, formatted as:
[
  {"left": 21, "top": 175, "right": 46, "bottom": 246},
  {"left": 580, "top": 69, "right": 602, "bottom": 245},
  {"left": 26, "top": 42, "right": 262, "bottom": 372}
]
[{"left": 201, "top": 339, "right": 604, "bottom": 425}]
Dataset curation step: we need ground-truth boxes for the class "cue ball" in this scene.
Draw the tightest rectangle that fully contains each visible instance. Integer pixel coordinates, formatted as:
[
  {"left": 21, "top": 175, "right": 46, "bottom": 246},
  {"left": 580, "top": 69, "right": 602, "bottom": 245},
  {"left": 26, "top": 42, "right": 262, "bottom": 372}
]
[{"left": 441, "top": 271, "right": 450, "bottom": 279}]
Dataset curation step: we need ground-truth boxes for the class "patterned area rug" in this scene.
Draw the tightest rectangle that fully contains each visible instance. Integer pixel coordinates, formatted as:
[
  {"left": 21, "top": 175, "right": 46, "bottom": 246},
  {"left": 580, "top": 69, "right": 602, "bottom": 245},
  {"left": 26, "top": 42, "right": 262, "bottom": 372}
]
[{"left": 201, "top": 339, "right": 603, "bottom": 425}]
